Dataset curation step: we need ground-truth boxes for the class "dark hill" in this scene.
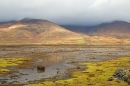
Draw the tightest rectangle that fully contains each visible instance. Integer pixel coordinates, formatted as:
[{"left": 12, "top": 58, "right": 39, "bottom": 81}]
[{"left": 62, "top": 21, "right": 130, "bottom": 39}]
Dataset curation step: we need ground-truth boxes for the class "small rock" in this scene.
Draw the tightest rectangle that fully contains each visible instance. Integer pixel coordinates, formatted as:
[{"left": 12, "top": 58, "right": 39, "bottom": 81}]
[
  {"left": 108, "top": 77, "right": 114, "bottom": 81},
  {"left": 76, "top": 66, "right": 80, "bottom": 69}
]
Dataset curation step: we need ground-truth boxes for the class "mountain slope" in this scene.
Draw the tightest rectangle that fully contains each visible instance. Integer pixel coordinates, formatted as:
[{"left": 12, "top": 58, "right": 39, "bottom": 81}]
[
  {"left": 87, "top": 21, "right": 130, "bottom": 39},
  {"left": 0, "top": 18, "right": 86, "bottom": 45},
  {"left": 62, "top": 21, "right": 130, "bottom": 39},
  {"left": 1, "top": 19, "right": 130, "bottom": 45},
  {"left": 62, "top": 21, "right": 130, "bottom": 45}
]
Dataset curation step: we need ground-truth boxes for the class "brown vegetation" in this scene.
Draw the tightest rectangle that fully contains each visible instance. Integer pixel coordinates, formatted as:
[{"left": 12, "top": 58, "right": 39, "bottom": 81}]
[{"left": 0, "top": 18, "right": 85, "bottom": 45}]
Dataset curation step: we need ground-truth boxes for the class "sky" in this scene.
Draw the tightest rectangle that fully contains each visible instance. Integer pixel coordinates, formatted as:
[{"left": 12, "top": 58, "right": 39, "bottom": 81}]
[{"left": 0, "top": 0, "right": 130, "bottom": 26}]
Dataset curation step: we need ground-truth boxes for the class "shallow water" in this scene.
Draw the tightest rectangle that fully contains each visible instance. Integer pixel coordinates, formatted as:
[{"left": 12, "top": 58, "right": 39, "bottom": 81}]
[
  {"left": 0, "top": 45, "right": 130, "bottom": 85},
  {"left": 0, "top": 62, "right": 69, "bottom": 84}
]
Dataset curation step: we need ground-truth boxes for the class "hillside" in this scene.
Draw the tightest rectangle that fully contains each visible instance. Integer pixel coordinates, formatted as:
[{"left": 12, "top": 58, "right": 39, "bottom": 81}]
[
  {"left": 62, "top": 21, "right": 130, "bottom": 39},
  {"left": 87, "top": 21, "right": 130, "bottom": 39},
  {"left": 1, "top": 19, "right": 130, "bottom": 45},
  {"left": 62, "top": 21, "right": 130, "bottom": 45},
  {"left": 0, "top": 18, "right": 86, "bottom": 45}
]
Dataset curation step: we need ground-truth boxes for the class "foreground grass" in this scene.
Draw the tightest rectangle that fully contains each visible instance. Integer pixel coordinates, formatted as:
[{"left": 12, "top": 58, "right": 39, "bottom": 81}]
[
  {"left": 25, "top": 57, "right": 130, "bottom": 86},
  {"left": 0, "top": 58, "right": 30, "bottom": 73}
]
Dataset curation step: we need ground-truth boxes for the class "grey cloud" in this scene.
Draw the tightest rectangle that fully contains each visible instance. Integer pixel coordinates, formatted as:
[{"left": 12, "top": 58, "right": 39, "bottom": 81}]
[{"left": 0, "top": 0, "right": 130, "bottom": 25}]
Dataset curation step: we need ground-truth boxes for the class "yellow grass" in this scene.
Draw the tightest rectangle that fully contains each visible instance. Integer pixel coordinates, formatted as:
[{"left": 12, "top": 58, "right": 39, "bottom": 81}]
[
  {"left": 25, "top": 57, "right": 130, "bottom": 86},
  {"left": 0, "top": 58, "right": 30, "bottom": 73}
]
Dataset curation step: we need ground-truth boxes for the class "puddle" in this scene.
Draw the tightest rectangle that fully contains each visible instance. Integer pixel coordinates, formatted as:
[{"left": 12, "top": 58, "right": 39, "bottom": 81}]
[
  {"left": 0, "top": 61, "right": 71, "bottom": 84},
  {"left": 0, "top": 56, "right": 88, "bottom": 85}
]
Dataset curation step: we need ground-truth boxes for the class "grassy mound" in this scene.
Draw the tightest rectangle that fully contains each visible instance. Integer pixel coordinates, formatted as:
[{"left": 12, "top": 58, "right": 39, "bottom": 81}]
[{"left": 25, "top": 57, "right": 130, "bottom": 86}]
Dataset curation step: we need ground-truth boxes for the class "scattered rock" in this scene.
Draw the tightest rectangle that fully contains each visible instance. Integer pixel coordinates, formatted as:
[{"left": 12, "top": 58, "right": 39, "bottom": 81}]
[
  {"left": 113, "top": 69, "right": 130, "bottom": 84},
  {"left": 113, "top": 69, "right": 126, "bottom": 78},
  {"left": 57, "top": 71, "right": 60, "bottom": 74},
  {"left": 108, "top": 77, "right": 114, "bottom": 81},
  {"left": 56, "top": 68, "right": 60, "bottom": 70},
  {"left": 70, "top": 61, "right": 76, "bottom": 63},
  {"left": 76, "top": 66, "right": 80, "bottom": 69}
]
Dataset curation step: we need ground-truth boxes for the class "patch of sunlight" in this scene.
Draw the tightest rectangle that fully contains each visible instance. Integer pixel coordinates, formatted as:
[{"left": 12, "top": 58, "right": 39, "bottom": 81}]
[{"left": 76, "top": 39, "right": 86, "bottom": 43}]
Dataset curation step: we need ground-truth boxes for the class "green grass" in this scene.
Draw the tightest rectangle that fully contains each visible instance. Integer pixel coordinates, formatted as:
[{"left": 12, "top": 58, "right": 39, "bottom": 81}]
[{"left": 25, "top": 57, "right": 130, "bottom": 86}]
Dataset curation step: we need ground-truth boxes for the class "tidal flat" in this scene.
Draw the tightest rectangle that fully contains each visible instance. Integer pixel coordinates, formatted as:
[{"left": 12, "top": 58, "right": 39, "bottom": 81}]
[{"left": 0, "top": 45, "right": 130, "bottom": 86}]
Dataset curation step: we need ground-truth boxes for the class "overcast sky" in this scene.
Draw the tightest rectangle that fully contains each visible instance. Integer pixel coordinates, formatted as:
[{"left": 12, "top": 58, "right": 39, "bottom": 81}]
[{"left": 0, "top": 0, "right": 130, "bottom": 25}]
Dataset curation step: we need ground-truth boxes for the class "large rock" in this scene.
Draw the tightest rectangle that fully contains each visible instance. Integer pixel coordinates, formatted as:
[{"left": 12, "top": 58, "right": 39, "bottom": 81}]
[
  {"left": 113, "top": 69, "right": 130, "bottom": 84},
  {"left": 37, "top": 66, "right": 45, "bottom": 71}
]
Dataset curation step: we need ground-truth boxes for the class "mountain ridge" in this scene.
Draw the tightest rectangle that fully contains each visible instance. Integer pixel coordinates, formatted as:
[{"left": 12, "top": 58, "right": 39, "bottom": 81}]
[
  {"left": 0, "top": 18, "right": 86, "bottom": 45},
  {"left": 1, "top": 19, "right": 130, "bottom": 45},
  {"left": 62, "top": 21, "right": 130, "bottom": 38}
]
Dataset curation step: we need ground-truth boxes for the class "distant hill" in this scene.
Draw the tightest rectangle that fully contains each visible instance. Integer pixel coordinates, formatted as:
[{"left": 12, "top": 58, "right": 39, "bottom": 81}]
[
  {"left": 0, "top": 18, "right": 86, "bottom": 45},
  {"left": 87, "top": 21, "right": 130, "bottom": 39},
  {"left": 62, "top": 21, "right": 130, "bottom": 45},
  {"left": 1, "top": 19, "right": 130, "bottom": 45},
  {"left": 62, "top": 21, "right": 130, "bottom": 39},
  {"left": 61, "top": 25, "right": 91, "bottom": 33}
]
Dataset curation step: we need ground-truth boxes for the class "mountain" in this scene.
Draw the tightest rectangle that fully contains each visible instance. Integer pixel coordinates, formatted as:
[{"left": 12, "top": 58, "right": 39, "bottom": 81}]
[
  {"left": 62, "top": 21, "right": 130, "bottom": 45},
  {"left": 62, "top": 21, "right": 130, "bottom": 39},
  {"left": 1, "top": 19, "right": 130, "bottom": 45},
  {"left": 61, "top": 25, "right": 91, "bottom": 33},
  {"left": 0, "top": 18, "right": 86, "bottom": 45},
  {"left": 87, "top": 21, "right": 130, "bottom": 39}
]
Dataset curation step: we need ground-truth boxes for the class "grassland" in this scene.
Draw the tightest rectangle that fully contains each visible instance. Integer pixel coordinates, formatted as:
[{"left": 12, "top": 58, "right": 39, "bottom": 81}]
[{"left": 25, "top": 57, "right": 130, "bottom": 86}]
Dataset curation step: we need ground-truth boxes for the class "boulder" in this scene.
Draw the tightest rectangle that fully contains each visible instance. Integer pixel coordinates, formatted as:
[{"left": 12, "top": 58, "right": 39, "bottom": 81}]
[{"left": 37, "top": 66, "right": 45, "bottom": 71}]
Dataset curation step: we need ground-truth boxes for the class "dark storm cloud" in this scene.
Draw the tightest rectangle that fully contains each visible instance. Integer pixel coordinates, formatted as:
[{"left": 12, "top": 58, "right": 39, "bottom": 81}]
[{"left": 0, "top": 0, "right": 130, "bottom": 25}]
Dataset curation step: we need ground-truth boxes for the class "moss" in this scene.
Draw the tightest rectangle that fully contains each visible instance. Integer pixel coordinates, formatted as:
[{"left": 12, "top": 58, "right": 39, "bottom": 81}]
[
  {"left": 0, "top": 58, "right": 30, "bottom": 74},
  {"left": 0, "top": 68, "right": 10, "bottom": 73},
  {"left": 25, "top": 57, "right": 130, "bottom": 86}
]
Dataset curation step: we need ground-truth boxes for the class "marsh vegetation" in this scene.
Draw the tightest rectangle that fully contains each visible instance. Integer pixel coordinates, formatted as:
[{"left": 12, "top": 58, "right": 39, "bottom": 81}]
[{"left": 0, "top": 45, "right": 130, "bottom": 85}]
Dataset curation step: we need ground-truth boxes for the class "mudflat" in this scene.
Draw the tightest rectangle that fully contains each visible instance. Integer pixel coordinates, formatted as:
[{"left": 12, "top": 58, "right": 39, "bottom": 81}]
[{"left": 0, "top": 45, "right": 130, "bottom": 85}]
